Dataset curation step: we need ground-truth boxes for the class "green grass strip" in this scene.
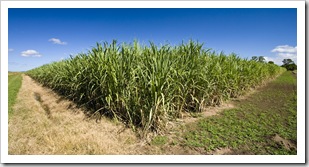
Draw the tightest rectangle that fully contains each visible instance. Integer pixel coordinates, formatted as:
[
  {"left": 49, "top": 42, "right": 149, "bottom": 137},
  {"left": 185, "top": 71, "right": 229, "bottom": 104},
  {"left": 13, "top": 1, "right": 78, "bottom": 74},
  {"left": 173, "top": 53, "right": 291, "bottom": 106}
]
[
  {"left": 184, "top": 71, "right": 297, "bottom": 154},
  {"left": 8, "top": 73, "right": 22, "bottom": 115}
]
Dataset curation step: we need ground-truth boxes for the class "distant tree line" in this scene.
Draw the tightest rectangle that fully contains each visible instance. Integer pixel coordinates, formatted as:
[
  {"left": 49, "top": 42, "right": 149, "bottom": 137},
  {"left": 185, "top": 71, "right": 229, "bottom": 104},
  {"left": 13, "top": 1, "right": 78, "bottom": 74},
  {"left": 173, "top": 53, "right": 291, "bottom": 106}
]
[
  {"left": 251, "top": 56, "right": 297, "bottom": 71},
  {"left": 281, "top": 59, "right": 297, "bottom": 71}
]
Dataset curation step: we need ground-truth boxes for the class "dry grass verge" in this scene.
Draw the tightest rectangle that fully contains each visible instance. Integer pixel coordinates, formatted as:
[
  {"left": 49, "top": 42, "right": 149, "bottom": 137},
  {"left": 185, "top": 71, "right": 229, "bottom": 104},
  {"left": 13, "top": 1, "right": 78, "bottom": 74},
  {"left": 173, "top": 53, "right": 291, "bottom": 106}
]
[{"left": 9, "top": 75, "right": 139, "bottom": 155}]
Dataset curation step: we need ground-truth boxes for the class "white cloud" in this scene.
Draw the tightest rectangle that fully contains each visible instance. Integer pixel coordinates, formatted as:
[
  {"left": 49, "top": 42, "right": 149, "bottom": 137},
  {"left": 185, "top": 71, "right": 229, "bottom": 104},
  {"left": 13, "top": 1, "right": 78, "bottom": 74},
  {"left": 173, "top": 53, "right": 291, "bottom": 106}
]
[
  {"left": 270, "top": 45, "right": 297, "bottom": 65},
  {"left": 271, "top": 45, "right": 297, "bottom": 53},
  {"left": 21, "top": 50, "right": 42, "bottom": 57},
  {"left": 9, "top": 48, "right": 14, "bottom": 52},
  {"left": 49, "top": 38, "right": 67, "bottom": 45},
  {"left": 277, "top": 52, "right": 297, "bottom": 59}
]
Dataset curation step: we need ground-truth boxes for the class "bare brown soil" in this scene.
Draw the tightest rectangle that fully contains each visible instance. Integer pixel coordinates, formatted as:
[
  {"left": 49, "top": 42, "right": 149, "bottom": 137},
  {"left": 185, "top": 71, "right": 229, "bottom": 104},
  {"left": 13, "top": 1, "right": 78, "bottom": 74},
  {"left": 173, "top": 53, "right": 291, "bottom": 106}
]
[{"left": 273, "top": 134, "right": 296, "bottom": 151}]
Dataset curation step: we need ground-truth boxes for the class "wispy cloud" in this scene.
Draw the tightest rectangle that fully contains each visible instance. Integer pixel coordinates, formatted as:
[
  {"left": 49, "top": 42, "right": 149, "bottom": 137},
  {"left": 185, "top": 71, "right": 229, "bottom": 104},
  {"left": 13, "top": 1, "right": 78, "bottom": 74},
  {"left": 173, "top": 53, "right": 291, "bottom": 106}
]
[
  {"left": 9, "top": 48, "right": 14, "bottom": 52},
  {"left": 21, "top": 50, "right": 42, "bottom": 57},
  {"left": 48, "top": 38, "right": 67, "bottom": 45},
  {"left": 270, "top": 45, "right": 297, "bottom": 65},
  {"left": 271, "top": 45, "right": 297, "bottom": 53}
]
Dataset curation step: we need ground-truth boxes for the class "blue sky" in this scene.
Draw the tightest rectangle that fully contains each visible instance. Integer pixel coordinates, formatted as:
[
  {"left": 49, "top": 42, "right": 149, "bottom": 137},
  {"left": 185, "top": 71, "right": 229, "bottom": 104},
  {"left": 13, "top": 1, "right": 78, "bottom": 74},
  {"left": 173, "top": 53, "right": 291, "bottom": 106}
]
[{"left": 8, "top": 8, "right": 297, "bottom": 71}]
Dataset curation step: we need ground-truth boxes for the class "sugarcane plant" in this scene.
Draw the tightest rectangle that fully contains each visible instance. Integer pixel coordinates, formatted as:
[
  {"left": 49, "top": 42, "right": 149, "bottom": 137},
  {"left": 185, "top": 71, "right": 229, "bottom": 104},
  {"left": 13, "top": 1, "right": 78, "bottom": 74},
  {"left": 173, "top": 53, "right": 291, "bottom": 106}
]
[{"left": 27, "top": 40, "right": 286, "bottom": 136}]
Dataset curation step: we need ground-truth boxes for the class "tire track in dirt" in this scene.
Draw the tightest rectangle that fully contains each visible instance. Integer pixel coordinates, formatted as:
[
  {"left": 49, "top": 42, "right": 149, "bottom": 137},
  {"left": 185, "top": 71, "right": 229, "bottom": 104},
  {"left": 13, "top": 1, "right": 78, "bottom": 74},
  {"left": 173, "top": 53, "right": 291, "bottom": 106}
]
[{"left": 33, "top": 92, "right": 52, "bottom": 119}]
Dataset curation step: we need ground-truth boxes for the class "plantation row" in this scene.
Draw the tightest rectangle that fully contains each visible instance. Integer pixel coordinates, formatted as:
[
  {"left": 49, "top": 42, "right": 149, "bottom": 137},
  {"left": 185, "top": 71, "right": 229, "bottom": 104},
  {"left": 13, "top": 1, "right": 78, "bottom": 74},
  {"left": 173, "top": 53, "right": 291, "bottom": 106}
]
[{"left": 27, "top": 40, "right": 285, "bottom": 134}]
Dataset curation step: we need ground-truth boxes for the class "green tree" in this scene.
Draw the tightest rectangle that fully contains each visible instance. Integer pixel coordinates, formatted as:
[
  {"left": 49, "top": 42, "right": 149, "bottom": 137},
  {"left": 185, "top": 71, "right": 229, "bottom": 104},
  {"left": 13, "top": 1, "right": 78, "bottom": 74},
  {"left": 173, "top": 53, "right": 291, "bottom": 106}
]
[
  {"left": 268, "top": 61, "right": 274, "bottom": 64},
  {"left": 286, "top": 64, "right": 297, "bottom": 71},
  {"left": 251, "top": 56, "right": 258, "bottom": 61},
  {"left": 282, "top": 59, "right": 294, "bottom": 65},
  {"left": 258, "top": 56, "right": 265, "bottom": 63},
  {"left": 281, "top": 59, "right": 297, "bottom": 71}
]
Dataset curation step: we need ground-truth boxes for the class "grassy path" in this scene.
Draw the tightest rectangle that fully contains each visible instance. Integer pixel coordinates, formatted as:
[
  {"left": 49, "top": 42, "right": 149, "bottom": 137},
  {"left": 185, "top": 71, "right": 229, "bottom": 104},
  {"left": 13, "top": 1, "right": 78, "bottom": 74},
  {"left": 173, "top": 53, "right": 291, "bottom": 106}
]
[
  {"left": 8, "top": 72, "right": 22, "bottom": 115},
  {"left": 182, "top": 71, "right": 297, "bottom": 154}
]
